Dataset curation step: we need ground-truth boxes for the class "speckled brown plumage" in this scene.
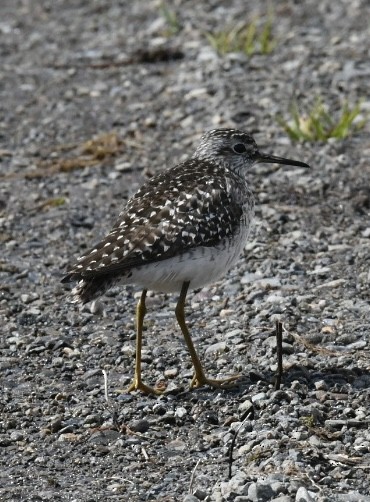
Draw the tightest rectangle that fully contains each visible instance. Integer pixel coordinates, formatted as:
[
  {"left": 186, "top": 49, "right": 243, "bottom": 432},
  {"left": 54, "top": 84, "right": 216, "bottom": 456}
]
[
  {"left": 62, "top": 129, "right": 309, "bottom": 303},
  {"left": 62, "top": 130, "right": 258, "bottom": 301}
]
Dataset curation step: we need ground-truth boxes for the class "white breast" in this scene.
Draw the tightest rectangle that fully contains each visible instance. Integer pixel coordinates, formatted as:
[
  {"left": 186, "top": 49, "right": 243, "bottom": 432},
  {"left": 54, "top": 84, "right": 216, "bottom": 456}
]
[{"left": 119, "top": 223, "right": 252, "bottom": 293}]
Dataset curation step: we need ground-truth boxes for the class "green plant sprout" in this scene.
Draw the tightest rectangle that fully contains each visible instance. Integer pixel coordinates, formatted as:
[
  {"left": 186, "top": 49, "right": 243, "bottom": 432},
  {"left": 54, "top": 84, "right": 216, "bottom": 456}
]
[
  {"left": 207, "top": 14, "right": 276, "bottom": 56},
  {"left": 159, "top": 2, "right": 181, "bottom": 36},
  {"left": 277, "top": 99, "right": 366, "bottom": 142},
  {"left": 300, "top": 415, "right": 317, "bottom": 428}
]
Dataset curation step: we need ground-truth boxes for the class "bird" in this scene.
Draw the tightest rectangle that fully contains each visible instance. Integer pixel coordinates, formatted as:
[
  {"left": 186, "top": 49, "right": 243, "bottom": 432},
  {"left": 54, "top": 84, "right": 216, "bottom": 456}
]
[{"left": 62, "top": 128, "right": 309, "bottom": 394}]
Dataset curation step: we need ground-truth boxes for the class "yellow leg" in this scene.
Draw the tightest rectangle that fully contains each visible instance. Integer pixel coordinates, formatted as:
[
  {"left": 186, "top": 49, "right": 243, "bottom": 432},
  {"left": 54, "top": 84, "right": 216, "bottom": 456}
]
[
  {"left": 124, "top": 289, "right": 163, "bottom": 395},
  {"left": 176, "top": 282, "right": 240, "bottom": 390}
]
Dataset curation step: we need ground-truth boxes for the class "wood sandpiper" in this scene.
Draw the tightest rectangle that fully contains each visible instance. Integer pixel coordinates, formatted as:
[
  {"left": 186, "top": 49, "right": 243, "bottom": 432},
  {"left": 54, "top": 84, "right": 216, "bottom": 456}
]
[{"left": 62, "top": 128, "right": 309, "bottom": 394}]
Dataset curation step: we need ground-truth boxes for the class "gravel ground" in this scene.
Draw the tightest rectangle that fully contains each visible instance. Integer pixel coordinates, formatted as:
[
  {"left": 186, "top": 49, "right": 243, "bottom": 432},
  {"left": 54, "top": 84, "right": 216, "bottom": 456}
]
[{"left": 1, "top": 1, "right": 370, "bottom": 501}]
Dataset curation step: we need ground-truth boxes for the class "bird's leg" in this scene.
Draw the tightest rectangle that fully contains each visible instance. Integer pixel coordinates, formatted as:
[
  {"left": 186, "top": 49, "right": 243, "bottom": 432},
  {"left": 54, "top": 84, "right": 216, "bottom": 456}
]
[
  {"left": 176, "top": 282, "right": 240, "bottom": 390},
  {"left": 125, "top": 289, "right": 163, "bottom": 395}
]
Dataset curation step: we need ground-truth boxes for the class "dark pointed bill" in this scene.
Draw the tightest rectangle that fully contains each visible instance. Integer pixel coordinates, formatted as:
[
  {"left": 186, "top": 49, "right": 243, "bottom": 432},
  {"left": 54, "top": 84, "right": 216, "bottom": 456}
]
[{"left": 257, "top": 152, "right": 310, "bottom": 168}]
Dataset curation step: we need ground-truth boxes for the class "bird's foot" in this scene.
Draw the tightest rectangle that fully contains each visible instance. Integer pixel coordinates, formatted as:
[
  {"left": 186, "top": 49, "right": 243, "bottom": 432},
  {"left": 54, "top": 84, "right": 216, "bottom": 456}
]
[
  {"left": 190, "top": 372, "right": 241, "bottom": 390},
  {"left": 119, "top": 378, "right": 164, "bottom": 395}
]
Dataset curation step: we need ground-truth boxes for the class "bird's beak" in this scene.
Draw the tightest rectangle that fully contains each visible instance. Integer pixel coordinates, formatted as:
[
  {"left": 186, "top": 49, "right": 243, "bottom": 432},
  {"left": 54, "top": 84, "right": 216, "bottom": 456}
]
[{"left": 256, "top": 152, "right": 310, "bottom": 168}]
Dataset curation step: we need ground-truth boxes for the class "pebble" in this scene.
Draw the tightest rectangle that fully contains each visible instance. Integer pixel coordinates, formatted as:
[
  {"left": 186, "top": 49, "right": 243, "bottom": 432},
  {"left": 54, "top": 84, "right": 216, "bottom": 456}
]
[
  {"left": 295, "top": 486, "right": 316, "bottom": 502},
  {"left": 20, "top": 292, "right": 39, "bottom": 304},
  {"left": 58, "top": 433, "right": 80, "bottom": 443},
  {"left": 166, "top": 439, "right": 187, "bottom": 452},
  {"left": 251, "top": 392, "right": 267, "bottom": 404},
  {"left": 248, "top": 482, "right": 275, "bottom": 502},
  {"left": 220, "top": 472, "right": 248, "bottom": 498},
  {"left": 164, "top": 367, "right": 179, "bottom": 378},
  {"left": 129, "top": 419, "right": 150, "bottom": 433},
  {"left": 9, "top": 431, "right": 24, "bottom": 442},
  {"left": 205, "top": 341, "right": 228, "bottom": 357},
  {"left": 238, "top": 399, "right": 253, "bottom": 414},
  {"left": 175, "top": 406, "right": 187, "bottom": 418},
  {"left": 183, "top": 495, "right": 199, "bottom": 502},
  {"left": 49, "top": 416, "right": 63, "bottom": 433},
  {"left": 192, "top": 488, "right": 207, "bottom": 500},
  {"left": 314, "top": 380, "right": 327, "bottom": 390}
]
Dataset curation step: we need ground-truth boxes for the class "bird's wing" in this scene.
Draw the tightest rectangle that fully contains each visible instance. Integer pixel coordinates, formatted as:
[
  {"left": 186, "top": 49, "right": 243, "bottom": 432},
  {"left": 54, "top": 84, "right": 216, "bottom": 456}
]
[{"left": 63, "top": 160, "right": 243, "bottom": 279}]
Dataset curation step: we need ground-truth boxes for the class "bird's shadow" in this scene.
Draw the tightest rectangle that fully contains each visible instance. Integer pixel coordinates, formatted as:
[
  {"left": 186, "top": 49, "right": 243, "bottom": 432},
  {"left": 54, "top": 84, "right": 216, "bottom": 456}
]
[
  {"left": 281, "top": 364, "right": 370, "bottom": 390},
  {"left": 243, "top": 363, "right": 370, "bottom": 393},
  {"left": 180, "top": 364, "right": 370, "bottom": 399}
]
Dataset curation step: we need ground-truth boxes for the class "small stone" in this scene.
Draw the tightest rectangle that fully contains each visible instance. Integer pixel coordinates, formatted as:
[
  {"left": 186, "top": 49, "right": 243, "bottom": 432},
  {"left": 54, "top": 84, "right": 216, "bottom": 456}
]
[
  {"left": 89, "top": 430, "right": 121, "bottom": 445},
  {"left": 26, "top": 307, "right": 41, "bottom": 316},
  {"left": 175, "top": 407, "right": 187, "bottom": 418},
  {"left": 90, "top": 300, "right": 105, "bottom": 315},
  {"left": 10, "top": 431, "right": 24, "bottom": 441},
  {"left": 308, "top": 435, "right": 321, "bottom": 446},
  {"left": 20, "top": 293, "right": 39, "bottom": 304},
  {"left": 295, "top": 486, "right": 316, "bottom": 502},
  {"left": 220, "top": 472, "right": 248, "bottom": 498},
  {"left": 63, "top": 347, "right": 79, "bottom": 357},
  {"left": 192, "top": 488, "right": 207, "bottom": 500},
  {"left": 164, "top": 367, "right": 178, "bottom": 378},
  {"left": 205, "top": 341, "right": 227, "bottom": 357},
  {"left": 167, "top": 439, "right": 187, "bottom": 452},
  {"left": 107, "top": 482, "right": 125, "bottom": 493},
  {"left": 251, "top": 392, "right": 267, "bottom": 404},
  {"left": 281, "top": 342, "right": 294, "bottom": 354},
  {"left": 121, "top": 345, "right": 135, "bottom": 357},
  {"left": 83, "top": 414, "right": 103, "bottom": 427},
  {"left": 241, "top": 272, "right": 261, "bottom": 284},
  {"left": 0, "top": 436, "right": 12, "bottom": 447},
  {"left": 314, "top": 380, "right": 327, "bottom": 390},
  {"left": 58, "top": 433, "right": 80, "bottom": 442},
  {"left": 325, "top": 419, "right": 347, "bottom": 430},
  {"left": 115, "top": 161, "right": 132, "bottom": 172},
  {"left": 270, "top": 481, "right": 286, "bottom": 495},
  {"left": 129, "top": 419, "right": 150, "bottom": 433},
  {"left": 49, "top": 416, "right": 63, "bottom": 433},
  {"left": 225, "top": 328, "right": 243, "bottom": 338},
  {"left": 202, "top": 410, "right": 219, "bottom": 425},
  {"left": 183, "top": 495, "right": 199, "bottom": 502},
  {"left": 248, "top": 482, "right": 275, "bottom": 502},
  {"left": 152, "top": 403, "right": 167, "bottom": 415},
  {"left": 238, "top": 399, "right": 253, "bottom": 419},
  {"left": 219, "top": 308, "right": 234, "bottom": 317}
]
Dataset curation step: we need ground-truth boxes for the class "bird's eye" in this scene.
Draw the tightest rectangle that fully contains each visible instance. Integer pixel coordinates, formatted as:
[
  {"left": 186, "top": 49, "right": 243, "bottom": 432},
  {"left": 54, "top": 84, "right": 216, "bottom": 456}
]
[{"left": 232, "top": 143, "right": 247, "bottom": 154}]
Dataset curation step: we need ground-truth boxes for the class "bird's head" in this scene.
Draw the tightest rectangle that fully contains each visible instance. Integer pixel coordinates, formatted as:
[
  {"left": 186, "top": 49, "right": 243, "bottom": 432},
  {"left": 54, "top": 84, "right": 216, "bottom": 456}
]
[{"left": 193, "top": 128, "right": 309, "bottom": 175}]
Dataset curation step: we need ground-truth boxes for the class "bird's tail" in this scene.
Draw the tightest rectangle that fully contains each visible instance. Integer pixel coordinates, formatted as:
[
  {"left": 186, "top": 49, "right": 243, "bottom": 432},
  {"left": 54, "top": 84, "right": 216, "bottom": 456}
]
[{"left": 62, "top": 274, "right": 115, "bottom": 304}]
